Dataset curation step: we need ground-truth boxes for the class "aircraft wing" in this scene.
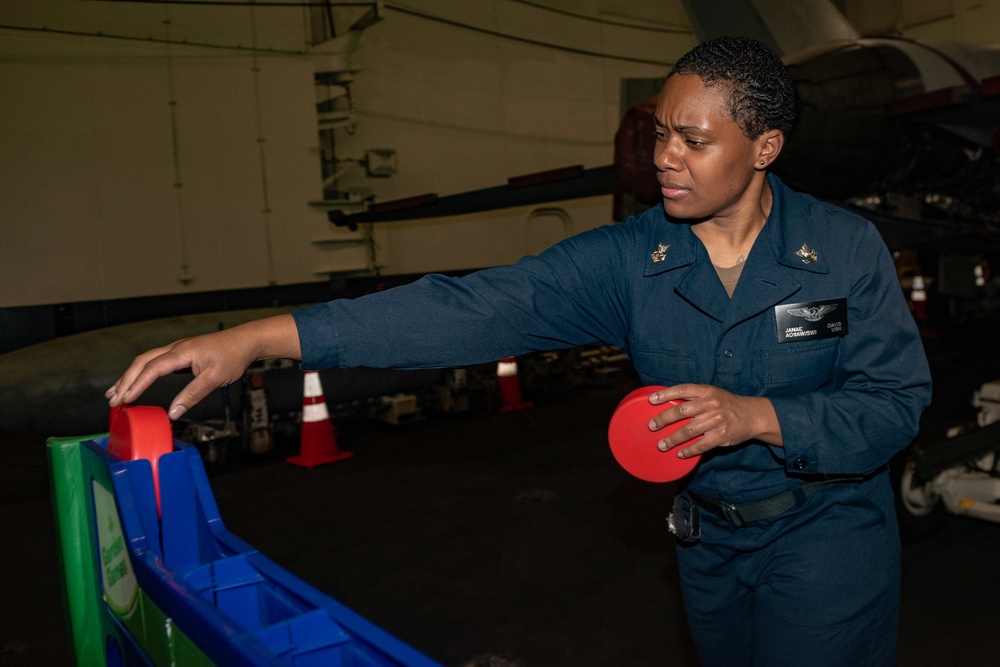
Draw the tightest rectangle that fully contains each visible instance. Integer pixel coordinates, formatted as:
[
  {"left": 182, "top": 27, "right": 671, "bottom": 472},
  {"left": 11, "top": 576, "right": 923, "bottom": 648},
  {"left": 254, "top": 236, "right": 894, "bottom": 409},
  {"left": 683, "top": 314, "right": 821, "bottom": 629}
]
[{"left": 327, "top": 165, "right": 617, "bottom": 228}]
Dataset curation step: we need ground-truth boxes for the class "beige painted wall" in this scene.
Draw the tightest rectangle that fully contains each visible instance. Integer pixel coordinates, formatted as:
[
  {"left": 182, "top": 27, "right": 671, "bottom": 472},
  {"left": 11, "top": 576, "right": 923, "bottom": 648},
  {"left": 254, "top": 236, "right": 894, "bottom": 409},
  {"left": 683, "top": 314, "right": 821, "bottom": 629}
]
[
  {"left": 0, "top": 0, "right": 693, "bottom": 308},
  {"left": 0, "top": 1, "right": 337, "bottom": 307}
]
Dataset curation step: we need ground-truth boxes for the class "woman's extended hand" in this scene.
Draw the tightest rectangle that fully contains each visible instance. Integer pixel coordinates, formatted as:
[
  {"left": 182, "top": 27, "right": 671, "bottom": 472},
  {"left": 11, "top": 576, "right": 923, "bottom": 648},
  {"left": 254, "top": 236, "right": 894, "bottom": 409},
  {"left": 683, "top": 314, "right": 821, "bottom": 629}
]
[
  {"left": 647, "top": 383, "right": 782, "bottom": 458},
  {"left": 106, "top": 314, "right": 301, "bottom": 420}
]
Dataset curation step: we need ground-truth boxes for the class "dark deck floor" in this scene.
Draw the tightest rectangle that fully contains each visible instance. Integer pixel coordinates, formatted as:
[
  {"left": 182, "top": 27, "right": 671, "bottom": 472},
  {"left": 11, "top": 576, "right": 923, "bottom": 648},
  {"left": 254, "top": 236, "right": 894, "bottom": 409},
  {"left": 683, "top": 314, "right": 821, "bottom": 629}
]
[{"left": 4, "top": 316, "right": 1000, "bottom": 666}]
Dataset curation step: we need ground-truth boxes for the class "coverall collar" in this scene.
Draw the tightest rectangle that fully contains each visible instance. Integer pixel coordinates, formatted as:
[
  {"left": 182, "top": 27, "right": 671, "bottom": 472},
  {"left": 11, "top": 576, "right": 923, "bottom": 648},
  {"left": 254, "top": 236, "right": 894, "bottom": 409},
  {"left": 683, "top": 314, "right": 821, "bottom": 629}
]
[{"left": 643, "top": 175, "right": 828, "bottom": 325}]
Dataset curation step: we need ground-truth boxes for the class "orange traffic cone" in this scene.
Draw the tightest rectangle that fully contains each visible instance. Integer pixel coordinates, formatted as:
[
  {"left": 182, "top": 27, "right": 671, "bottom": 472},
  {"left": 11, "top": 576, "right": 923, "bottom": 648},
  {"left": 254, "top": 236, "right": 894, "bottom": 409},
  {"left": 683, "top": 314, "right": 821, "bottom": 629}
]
[
  {"left": 287, "top": 371, "right": 353, "bottom": 468},
  {"left": 497, "top": 356, "right": 533, "bottom": 413}
]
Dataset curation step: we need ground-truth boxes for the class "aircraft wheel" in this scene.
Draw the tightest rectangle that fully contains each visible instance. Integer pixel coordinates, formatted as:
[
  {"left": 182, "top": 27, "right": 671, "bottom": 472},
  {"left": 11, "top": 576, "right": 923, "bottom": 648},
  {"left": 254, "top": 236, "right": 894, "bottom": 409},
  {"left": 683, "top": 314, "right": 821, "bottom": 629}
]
[{"left": 891, "top": 450, "right": 946, "bottom": 543}]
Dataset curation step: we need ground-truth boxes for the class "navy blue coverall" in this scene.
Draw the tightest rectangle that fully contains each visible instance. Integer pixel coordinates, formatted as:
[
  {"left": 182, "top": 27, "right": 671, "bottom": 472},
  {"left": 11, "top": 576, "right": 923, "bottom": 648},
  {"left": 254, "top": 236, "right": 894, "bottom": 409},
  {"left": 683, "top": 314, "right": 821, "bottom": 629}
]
[{"left": 294, "top": 175, "right": 932, "bottom": 666}]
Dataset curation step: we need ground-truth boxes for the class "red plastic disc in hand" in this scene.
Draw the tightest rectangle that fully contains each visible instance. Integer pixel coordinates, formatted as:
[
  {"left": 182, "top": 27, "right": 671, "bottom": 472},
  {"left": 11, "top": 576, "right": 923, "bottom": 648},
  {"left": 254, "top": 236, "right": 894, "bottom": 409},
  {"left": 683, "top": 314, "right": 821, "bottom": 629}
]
[{"left": 608, "top": 386, "right": 701, "bottom": 483}]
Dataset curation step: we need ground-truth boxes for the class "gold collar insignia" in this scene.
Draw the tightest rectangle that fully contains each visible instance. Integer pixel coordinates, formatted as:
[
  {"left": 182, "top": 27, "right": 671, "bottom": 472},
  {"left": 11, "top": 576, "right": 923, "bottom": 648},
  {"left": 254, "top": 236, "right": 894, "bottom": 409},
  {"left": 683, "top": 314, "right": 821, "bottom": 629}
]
[
  {"left": 796, "top": 243, "right": 818, "bottom": 264},
  {"left": 651, "top": 243, "right": 670, "bottom": 263}
]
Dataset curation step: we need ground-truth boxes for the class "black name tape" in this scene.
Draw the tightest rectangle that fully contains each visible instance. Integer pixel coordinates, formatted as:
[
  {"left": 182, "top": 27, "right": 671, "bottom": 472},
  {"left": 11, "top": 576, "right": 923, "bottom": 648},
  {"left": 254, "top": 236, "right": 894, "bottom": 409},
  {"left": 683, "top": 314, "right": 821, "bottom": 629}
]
[{"left": 775, "top": 298, "right": 848, "bottom": 343}]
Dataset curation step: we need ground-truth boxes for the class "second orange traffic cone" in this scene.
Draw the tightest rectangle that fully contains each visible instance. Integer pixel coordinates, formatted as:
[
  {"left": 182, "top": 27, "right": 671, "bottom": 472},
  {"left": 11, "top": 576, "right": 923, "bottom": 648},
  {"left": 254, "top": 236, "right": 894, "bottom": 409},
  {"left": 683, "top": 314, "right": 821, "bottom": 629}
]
[
  {"left": 497, "top": 356, "right": 533, "bottom": 413},
  {"left": 287, "top": 371, "right": 353, "bottom": 468}
]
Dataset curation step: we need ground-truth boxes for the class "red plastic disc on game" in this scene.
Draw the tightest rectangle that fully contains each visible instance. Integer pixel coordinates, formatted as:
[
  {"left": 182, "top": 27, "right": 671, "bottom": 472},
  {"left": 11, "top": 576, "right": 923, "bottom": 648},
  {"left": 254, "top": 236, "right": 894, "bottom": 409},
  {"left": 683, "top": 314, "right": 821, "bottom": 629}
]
[
  {"left": 608, "top": 385, "right": 701, "bottom": 483},
  {"left": 108, "top": 405, "right": 174, "bottom": 514}
]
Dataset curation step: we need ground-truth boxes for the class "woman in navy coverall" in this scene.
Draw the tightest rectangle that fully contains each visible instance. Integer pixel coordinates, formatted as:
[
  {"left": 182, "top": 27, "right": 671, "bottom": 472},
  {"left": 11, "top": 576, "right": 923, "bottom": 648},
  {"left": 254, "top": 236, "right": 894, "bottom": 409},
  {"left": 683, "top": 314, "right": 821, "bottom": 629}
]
[{"left": 110, "top": 37, "right": 932, "bottom": 666}]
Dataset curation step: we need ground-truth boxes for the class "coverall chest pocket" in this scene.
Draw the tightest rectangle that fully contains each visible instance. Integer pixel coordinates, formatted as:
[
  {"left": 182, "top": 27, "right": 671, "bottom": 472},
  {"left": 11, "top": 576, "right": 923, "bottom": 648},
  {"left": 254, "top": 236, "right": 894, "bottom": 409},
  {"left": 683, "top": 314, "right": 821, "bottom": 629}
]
[
  {"left": 755, "top": 339, "right": 839, "bottom": 396},
  {"left": 629, "top": 347, "right": 699, "bottom": 386}
]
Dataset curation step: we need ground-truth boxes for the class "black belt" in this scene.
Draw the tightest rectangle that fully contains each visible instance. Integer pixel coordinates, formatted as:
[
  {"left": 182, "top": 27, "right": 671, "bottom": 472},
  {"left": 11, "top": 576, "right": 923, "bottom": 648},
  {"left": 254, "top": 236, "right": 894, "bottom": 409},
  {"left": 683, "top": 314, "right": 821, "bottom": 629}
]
[{"left": 690, "top": 477, "right": 865, "bottom": 528}]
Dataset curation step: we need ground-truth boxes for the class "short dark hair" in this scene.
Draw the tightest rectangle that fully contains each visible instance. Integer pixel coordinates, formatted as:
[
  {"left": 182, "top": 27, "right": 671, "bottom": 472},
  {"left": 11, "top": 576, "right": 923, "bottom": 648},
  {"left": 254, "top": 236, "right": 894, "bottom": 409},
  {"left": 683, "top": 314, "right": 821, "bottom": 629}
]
[{"left": 669, "top": 36, "right": 796, "bottom": 139}]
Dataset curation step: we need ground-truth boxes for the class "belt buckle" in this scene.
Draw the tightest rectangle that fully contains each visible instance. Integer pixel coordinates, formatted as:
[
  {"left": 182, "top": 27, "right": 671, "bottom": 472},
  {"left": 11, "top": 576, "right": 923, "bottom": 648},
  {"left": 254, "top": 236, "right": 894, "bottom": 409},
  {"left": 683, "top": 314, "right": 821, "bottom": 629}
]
[
  {"left": 667, "top": 496, "right": 701, "bottom": 543},
  {"left": 720, "top": 502, "right": 745, "bottom": 528}
]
